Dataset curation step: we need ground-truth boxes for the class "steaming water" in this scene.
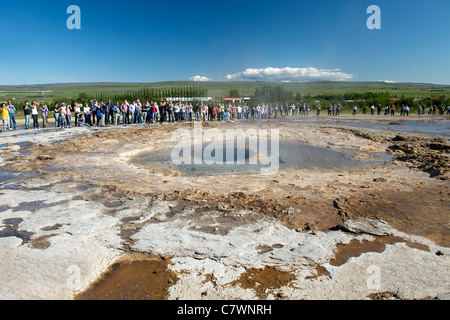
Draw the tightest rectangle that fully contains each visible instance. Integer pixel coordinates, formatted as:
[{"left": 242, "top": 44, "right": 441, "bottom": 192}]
[{"left": 131, "top": 141, "right": 393, "bottom": 177}]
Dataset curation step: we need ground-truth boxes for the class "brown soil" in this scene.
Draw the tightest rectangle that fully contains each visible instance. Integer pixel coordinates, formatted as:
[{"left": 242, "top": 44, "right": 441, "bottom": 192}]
[
  {"left": 163, "top": 190, "right": 342, "bottom": 233},
  {"left": 30, "top": 234, "right": 58, "bottom": 249},
  {"left": 231, "top": 266, "right": 297, "bottom": 299},
  {"left": 329, "top": 235, "right": 433, "bottom": 267},
  {"left": 305, "top": 265, "right": 331, "bottom": 279},
  {"left": 340, "top": 128, "right": 450, "bottom": 179},
  {"left": 330, "top": 236, "right": 406, "bottom": 266},
  {"left": 367, "top": 291, "right": 402, "bottom": 300},
  {"left": 74, "top": 254, "right": 178, "bottom": 300},
  {"left": 334, "top": 188, "right": 450, "bottom": 247}
]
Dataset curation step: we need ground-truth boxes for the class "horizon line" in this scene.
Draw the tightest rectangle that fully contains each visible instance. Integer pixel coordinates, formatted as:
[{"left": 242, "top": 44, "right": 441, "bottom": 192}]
[{"left": 1, "top": 80, "right": 450, "bottom": 87}]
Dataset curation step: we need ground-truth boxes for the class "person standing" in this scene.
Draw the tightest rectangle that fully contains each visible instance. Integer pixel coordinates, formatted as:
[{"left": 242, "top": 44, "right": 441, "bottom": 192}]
[
  {"left": 194, "top": 103, "right": 199, "bottom": 122},
  {"left": 152, "top": 102, "right": 158, "bottom": 123},
  {"left": 159, "top": 103, "right": 166, "bottom": 123},
  {"left": 106, "top": 99, "right": 114, "bottom": 125},
  {"left": 91, "top": 100, "right": 99, "bottom": 125},
  {"left": 74, "top": 103, "right": 81, "bottom": 126},
  {"left": 101, "top": 102, "right": 108, "bottom": 125},
  {"left": 129, "top": 101, "right": 136, "bottom": 124},
  {"left": 121, "top": 100, "right": 129, "bottom": 125},
  {"left": 66, "top": 104, "right": 72, "bottom": 127},
  {"left": 113, "top": 102, "right": 120, "bottom": 125},
  {"left": 52, "top": 103, "right": 59, "bottom": 127},
  {"left": 1, "top": 103, "right": 10, "bottom": 131},
  {"left": 59, "top": 103, "right": 67, "bottom": 128},
  {"left": 136, "top": 100, "right": 143, "bottom": 124},
  {"left": 23, "top": 101, "right": 31, "bottom": 129},
  {"left": 96, "top": 103, "right": 103, "bottom": 126},
  {"left": 40, "top": 103, "right": 49, "bottom": 128},
  {"left": 168, "top": 101, "right": 175, "bottom": 122},
  {"left": 142, "top": 101, "right": 149, "bottom": 124},
  {"left": 84, "top": 103, "right": 92, "bottom": 126},
  {"left": 31, "top": 101, "right": 40, "bottom": 129},
  {"left": 188, "top": 103, "right": 193, "bottom": 122},
  {"left": 7, "top": 100, "right": 16, "bottom": 130}
]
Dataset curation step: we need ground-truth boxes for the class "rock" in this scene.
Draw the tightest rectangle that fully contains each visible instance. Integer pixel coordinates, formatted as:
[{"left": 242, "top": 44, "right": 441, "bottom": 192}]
[
  {"left": 392, "top": 135, "right": 408, "bottom": 142},
  {"left": 428, "top": 143, "right": 450, "bottom": 152},
  {"left": 338, "top": 218, "right": 394, "bottom": 236},
  {"left": 373, "top": 177, "right": 389, "bottom": 183},
  {"left": 37, "top": 155, "right": 55, "bottom": 161}
]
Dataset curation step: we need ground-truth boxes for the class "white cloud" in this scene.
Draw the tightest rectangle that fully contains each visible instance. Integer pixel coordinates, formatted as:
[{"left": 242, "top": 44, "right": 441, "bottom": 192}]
[
  {"left": 189, "top": 75, "right": 212, "bottom": 82},
  {"left": 378, "top": 80, "right": 397, "bottom": 83},
  {"left": 225, "top": 67, "right": 354, "bottom": 82}
]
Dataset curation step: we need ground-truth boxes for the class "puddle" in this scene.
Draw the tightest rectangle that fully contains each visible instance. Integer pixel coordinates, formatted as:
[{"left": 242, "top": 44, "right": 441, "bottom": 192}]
[
  {"left": 286, "top": 118, "right": 450, "bottom": 139},
  {"left": 0, "top": 170, "right": 17, "bottom": 184},
  {"left": 346, "top": 120, "right": 450, "bottom": 139},
  {"left": 11, "top": 200, "right": 68, "bottom": 213},
  {"left": 131, "top": 141, "right": 393, "bottom": 177},
  {"left": 74, "top": 255, "right": 178, "bottom": 300},
  {"left": 0, "top": 218, "right": 35, "bottom": 244}
]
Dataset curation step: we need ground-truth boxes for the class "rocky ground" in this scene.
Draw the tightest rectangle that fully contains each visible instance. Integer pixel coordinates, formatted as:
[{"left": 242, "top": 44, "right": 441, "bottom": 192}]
[{"left": 0, "top": 115, "right": 449, "bottom": 300}]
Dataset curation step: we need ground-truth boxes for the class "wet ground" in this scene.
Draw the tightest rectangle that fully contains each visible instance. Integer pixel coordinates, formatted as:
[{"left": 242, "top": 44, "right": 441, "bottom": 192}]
[{"left": 0, "top": 114, "right": 449, "bottom": 300}]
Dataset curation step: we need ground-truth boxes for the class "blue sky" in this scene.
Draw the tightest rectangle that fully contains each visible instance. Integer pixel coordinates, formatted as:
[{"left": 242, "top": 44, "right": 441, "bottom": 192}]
[{"left": 1, "top": 0, "right": 449, "bottom": 85}]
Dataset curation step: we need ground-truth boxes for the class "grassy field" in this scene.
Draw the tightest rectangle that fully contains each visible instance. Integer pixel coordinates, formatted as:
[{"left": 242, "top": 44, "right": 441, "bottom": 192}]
[
  {"left": 1, "top": 81, "right": 450, "bottom": 102},
  {"left": 1, "top": 81, "right": 450, "bottom": 120}
]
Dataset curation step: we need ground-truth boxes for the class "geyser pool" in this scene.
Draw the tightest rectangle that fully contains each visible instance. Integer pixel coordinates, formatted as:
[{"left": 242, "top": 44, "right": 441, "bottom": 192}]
[{"left": 130, "top": 141, "right": 393, "bottom": 177}]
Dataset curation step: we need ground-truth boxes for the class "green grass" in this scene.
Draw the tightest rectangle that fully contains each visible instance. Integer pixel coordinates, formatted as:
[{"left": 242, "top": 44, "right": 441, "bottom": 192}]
[{"left": 1, "top": 81, "right": 449, "bottom": 103}]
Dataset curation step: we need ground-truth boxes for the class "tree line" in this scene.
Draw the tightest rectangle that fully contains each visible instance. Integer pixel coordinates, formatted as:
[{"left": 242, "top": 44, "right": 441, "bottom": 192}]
[{"left": 4, "top": 84, "right": 449, "bottom": 116}]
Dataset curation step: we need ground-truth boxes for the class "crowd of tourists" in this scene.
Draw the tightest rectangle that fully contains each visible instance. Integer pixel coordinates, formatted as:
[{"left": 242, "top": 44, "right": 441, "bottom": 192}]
[
  {"left": 1, "top": 99, "right": 450, "bottom": 132},
  {"left": 351, "top": 103, "right": 449, "bottom": 116}
]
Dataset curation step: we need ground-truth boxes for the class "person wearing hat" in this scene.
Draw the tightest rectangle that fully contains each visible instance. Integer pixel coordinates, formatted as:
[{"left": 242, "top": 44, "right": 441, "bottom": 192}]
[{"left": 7, "top": 100, "right": 16, "bottom": 130}]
